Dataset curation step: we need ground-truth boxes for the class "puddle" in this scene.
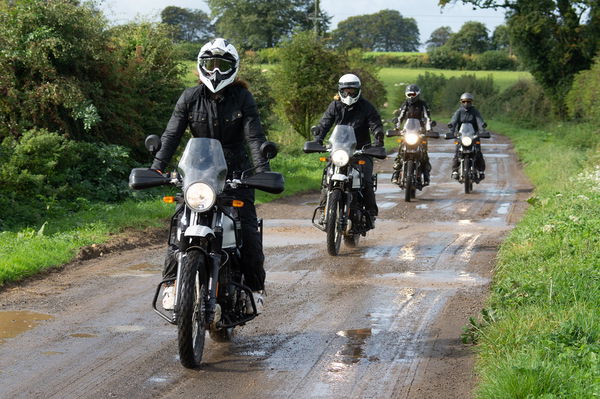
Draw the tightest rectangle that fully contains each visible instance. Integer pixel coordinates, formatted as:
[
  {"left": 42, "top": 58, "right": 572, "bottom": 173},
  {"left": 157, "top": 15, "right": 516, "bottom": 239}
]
[
  {"left": 377, "top": 173, "right": 393, "bottom": 180},
  {"left": 70, "top": 333, "right": 97, "bottom": 338},
  {"left": 0, "top": 311, "right": 54, "bottom": 343},
  {"left": 374, "top": 270, "right": 490, "bottom": 288},
  {"left": 148, "top": 376, "right": 169, "bottom": 384},
  {"left": 379, "top": 201, "right": 397, "bottom": 209},
  {"left": 329, "top": 328, "right": 373, "bottom": 371},
  {"left": 110, "top": 325, "right": 145, "bottom": 333},
  {"left": 427, "top": 152, "right": 453, "bottom": 158},
  {"left": 127, "top": 263, "right": 160, "bottom": 274},
  {"left": 496, "top": 202, "right": 511, "bottom": 215},
  {"left": 416, "top": 204, "right": 428, "bottom": 209},
  {"left": 373, "top": 185, "right": 399, "bottom": 195}
]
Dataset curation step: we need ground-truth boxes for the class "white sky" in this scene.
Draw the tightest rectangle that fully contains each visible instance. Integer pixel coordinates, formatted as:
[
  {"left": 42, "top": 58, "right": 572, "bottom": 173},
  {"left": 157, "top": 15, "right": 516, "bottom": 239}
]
[{"left": 97, "top": 0, "right": 507, "bottom": 50}]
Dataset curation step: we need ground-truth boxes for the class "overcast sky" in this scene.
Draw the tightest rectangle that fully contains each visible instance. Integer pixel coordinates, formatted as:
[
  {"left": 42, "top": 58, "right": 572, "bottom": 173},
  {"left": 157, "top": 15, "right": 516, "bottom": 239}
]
[{"left": 98, "top": 0, "right": 507, "bottom": 50}]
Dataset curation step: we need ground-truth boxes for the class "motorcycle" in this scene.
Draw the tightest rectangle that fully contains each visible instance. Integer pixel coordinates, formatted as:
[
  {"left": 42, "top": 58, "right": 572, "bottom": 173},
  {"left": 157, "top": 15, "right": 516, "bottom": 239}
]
[
  {"left": 129, "top": 135, "right": 284, "bottom": 368},
  {"left": 304, "top": 125, "right": 386, "bottom": 256},
  {"left": 386, "top": 118, "right": 438, "bottom": 202},
  {"left": 445, "top": 121, "right": 490, "bottom": 193}
]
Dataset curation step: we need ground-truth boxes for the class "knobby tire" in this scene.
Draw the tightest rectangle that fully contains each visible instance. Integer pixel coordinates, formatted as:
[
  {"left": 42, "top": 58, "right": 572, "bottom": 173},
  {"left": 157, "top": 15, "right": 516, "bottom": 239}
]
[{"left": 326, "top": 190, "right": 343, "bottom": 256}]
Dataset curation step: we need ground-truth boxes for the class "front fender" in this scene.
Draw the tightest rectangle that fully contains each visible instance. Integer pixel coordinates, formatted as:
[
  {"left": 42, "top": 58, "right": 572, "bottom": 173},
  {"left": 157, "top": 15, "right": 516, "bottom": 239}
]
[{"left": 184, "top": 225, "right": 215, "bottom": 238}]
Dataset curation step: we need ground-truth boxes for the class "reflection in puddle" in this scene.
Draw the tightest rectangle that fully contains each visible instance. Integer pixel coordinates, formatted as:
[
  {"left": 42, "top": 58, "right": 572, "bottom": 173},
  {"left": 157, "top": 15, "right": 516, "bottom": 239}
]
[
  {"left": 70, "top": 333, "right": 97, "bottom": 338},
  {"left": 374, "top": 270, "right": 489, "bottom": 288},
  {"left": 458, "top": 219, "right": 472, "bottom": 224},
  {"left": 0, "top": 311, "right": 54, "bottom": 343},
  {"left": 127, "top": 263, "right": 160, "bottom": 273},
  {"left": 496, "top": 202, "right": 511, "bottom": 215},
  {"left": 329, "top": 328, "right": 373, "bottom": 372},
  {"left": 399, "top": 243, "right": 417, "bottom": 261},
  {"left": 379, "top": 201, "right": 397, "bottom": 209}
]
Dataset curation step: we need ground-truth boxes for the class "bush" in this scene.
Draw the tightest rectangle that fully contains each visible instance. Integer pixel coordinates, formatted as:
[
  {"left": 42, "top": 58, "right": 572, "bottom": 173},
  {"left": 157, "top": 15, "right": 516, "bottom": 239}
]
[
  {"left": 566, "top": 56, "right": 600, "bottom": 123},
  {"left": 238, "top": 53, "right": 275, "bottom": 134},
  {"left": 174, "top": 41, "right": 201, "bottom": 60},
  {"left": 476, "top": 50, "right": 518, "bottom": 71},
  {"left": 0, "top": 129, "right": 135, "bottom": 229},
  {"left": 428, "top": 47, "right": 465, "bottom": 70},
  {"left": 255, "top": 47, "right": 281, "bottom": 64},
  {"left": 480, "top": 79, "right": 553, "bottom": 126}
]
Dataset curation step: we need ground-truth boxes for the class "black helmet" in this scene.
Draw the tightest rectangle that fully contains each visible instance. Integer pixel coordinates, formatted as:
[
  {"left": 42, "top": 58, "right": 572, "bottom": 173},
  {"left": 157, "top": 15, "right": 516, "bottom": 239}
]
[{"left": 405, "top": 84, "right": 420, "bottom": 104}]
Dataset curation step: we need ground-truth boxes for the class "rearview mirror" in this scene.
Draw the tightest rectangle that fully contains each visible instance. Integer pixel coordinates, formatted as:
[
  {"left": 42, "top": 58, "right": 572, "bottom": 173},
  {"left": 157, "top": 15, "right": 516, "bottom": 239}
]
[
  {"left": 260, "top": 141, "right": 278, "bottom": 160},
  {"left": 145, "top": 135, "right": 162, "bottom": 154}
]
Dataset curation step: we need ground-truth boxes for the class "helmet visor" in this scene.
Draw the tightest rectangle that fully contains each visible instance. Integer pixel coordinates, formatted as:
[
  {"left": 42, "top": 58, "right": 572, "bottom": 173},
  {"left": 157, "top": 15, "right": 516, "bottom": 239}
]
[
  {"left": 199, "top": 57, "right": 234, "bottom": 74},
  {"left": 406, "top": 91, "right": 417, "bottom": 97}
]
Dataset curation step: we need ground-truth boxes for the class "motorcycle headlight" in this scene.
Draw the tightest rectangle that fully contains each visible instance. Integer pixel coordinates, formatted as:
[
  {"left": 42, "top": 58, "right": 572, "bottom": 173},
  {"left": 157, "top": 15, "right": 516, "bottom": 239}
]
[
  {"left": 184, "top": 182, "right": 216, "bottom": 212},
  {"left": 461, "top": 136, "right": 473, "bottom": 146},
  {"left": 405, "top": 132, "right": 419, "bottom": 145},
  {"left": 331, "top": 149, "right": 350, "bottom": 166}
]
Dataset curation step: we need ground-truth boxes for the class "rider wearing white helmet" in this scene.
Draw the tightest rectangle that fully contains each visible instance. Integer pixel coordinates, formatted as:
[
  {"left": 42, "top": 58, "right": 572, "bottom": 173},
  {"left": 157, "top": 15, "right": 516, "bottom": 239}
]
[
  {"left": 312, "top": 73, "right": 384, "bottom": 223},
  {"left": 152, "top": 38, "right": 269, "bottom": 313}
]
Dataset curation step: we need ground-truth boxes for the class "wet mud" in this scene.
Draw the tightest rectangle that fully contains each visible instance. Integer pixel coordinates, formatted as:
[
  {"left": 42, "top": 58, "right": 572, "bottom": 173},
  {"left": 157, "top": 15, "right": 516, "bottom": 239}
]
[{"left": 0, "top": 132, "right": 532, "bottom": 399}]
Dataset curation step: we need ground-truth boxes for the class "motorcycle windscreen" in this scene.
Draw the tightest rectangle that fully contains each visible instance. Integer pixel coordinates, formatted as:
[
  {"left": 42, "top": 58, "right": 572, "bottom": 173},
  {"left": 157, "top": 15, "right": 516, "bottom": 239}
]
[
  {"left": 403, "top": 118, "right": 422, "bottom": 134},
  {"left": 459, "top": 122, "right": 476, "bottom": 137},
  {"left": 178, "top": 138, "right": 228, "bottom": 195},
  {"left": 329, "top": 125, "right": 357, "bottom": 154}
]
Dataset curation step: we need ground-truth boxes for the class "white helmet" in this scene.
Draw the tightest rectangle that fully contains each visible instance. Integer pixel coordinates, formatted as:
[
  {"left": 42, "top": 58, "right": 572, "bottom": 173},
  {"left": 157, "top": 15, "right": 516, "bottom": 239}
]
[
  {"left": 197, "top": 38, "right": 240, "bottom": 93},
  {"left": 338, "top": 74, "right": 361, "bottom": 106}
]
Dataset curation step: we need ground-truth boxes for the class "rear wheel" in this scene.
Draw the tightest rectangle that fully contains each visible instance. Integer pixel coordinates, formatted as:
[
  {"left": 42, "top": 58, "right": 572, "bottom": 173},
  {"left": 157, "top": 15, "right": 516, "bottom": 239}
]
[
  {"left": 404, "top": 161, "right": 414, "bottom": 202},
  {"left": 326, "top": 190, "right": 343, "bottom": 256},
  {"left": 178, "top": 249, "right": 208, "bottom": 368}
]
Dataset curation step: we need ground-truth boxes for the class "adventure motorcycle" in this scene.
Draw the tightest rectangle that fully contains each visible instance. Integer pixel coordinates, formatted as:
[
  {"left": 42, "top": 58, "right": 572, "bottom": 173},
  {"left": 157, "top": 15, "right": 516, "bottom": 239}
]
[
  {"left": 445, "top": 121, "right": 490, "bottom": 193},
  {"left": 304, "top": 125, "right": 386, "bottom": 256},
  {"left": 387, "top": 118, "right": 438, "bottom": 202},
  {"left": 129, "top": 135, "right": 284, "bottom": 368}
]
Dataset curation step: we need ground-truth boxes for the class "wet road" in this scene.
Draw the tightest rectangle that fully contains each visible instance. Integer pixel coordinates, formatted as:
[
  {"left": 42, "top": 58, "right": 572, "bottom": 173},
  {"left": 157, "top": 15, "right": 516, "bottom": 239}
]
[{"left": 0, "top": 134, "right": 531, "bottom": 398}]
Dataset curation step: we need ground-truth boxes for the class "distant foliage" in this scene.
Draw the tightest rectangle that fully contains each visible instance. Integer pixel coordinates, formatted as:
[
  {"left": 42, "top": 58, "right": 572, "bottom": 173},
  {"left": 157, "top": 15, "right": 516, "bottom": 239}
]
[
  {"left": 476, "top": 50, "right": 518, "bottom": 71},
  {"left": 238, "top": 53, "right": 276, "bottom": 134},
  {"left": 271, "top": 32, "right": 386, "bottom": 139},
  {"left": 566, "top": 56, "right": 600, "bottom": 123},
  {"left": 445, "top": 21, "right": 490, "bottom": 55},
  {"left": 428, "top": 47, "right": 466, "bottom": 70},
  {"left": 160, "top": 6, "right": 214, "bottom": 43},
  {"left": 409, "top": 72, "right": 498, "bottom": 114}
]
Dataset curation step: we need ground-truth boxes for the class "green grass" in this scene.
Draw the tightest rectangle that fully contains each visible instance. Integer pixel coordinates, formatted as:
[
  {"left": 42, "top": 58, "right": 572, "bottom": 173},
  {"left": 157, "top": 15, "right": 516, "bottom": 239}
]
[{"left": 471, "top": 119, "right": 600, "bottom": 398}]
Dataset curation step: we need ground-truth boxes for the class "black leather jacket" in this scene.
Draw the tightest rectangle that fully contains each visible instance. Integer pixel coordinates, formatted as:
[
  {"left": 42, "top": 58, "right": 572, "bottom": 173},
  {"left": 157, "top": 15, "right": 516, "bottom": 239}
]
[
  {"left": 313, "top": 97, "right": 383, "bottom": 148},
  {"left": 151, "top": 81, "right": 269, "bottom": 176},
  {"left": 396, "top": 99, "right": 432, "bottom": 128}
]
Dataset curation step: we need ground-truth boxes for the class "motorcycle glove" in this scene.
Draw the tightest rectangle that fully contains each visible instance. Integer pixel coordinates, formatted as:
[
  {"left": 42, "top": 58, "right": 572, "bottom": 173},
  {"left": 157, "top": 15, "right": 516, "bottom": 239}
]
[{"left": 374, "top": 132, "right": 384, "bottom": 147}]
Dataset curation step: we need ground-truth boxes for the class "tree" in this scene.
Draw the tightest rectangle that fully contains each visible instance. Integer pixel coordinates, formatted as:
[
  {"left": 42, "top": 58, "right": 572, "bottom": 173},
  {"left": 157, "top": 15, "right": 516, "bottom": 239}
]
[
  {"left": 160, "top": 6, "right": 214, "bottom": 43},
  {"left": 445, "top": 21, "right": 489, "bottom": 54},
  {"left": 331, "top": 10, "right": 420, "bottom": 52},
  {"left": 207, "top": 0, "right": 330, "bottom": 50},
  {"left": 491, "top": 24, "right": 510, "bottom": 51},
  {"left": 426, "top": 26, "right": 453, "bottom": 50},
  {"left": 439, "top": 0, "right": 600, "bottom": 111}
]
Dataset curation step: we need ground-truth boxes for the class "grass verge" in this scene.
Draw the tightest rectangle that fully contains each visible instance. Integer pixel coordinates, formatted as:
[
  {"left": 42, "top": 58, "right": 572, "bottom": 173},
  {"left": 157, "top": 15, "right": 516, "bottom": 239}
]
[{"left": 471, "top": 119, "right": 600, "bottom": 398}]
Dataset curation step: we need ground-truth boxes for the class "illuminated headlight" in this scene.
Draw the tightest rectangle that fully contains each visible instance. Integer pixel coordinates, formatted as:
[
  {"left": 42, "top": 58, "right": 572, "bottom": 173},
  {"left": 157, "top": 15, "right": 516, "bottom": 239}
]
[
  {"left": 461, "top": 136, "right": 473, "bottom": 146},
  {"left": 331, "top": 149, "right": 350, "bottom": 166},
  {"left": 185, "top": 182, "right": 216, "bottom": 212},
  {"left": 405, "top": 132, "right": 419, "bottom": 145}
]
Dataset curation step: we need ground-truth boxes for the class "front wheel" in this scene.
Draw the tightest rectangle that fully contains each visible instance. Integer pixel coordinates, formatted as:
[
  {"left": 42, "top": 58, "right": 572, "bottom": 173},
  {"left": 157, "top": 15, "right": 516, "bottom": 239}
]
[
  {"left": 326, "top": 190, "right": 344, "bottom": 256},
  {"left": 404, "top": 160, "right": 414, "bottom": 202},
  {"left": 178, "top": 249, "right": 208, "bottom": 368},
  {"left": 464, "top": 160, "right": 472, "bottom": 194}
]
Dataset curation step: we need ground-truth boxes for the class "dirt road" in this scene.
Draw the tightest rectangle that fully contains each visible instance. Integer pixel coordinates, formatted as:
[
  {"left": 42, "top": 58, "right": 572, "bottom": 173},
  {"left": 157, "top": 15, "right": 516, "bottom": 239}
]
[{"left": 0, "top": 134, "right": 531, "bottom": 398}]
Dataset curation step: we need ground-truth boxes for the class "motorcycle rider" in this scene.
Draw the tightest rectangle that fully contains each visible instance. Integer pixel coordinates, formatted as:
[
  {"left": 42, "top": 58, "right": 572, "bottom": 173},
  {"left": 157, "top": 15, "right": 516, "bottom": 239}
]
[
  {"left": 311, "top": 73, "right": 384, "bottom": 226},
  {"left": 391, "top": 84, "right": 433, "bottom": 186},
  {"left": 151, "top": 38, "right": 270, "bottom": 313},
  {"left": 449, "top": 92, "right": 487, "bottom": 180}
]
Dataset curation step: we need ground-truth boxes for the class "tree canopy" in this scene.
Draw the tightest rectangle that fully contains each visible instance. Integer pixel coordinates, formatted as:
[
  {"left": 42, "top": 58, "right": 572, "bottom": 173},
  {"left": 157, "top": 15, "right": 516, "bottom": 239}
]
[
  {"left": 426, "top": 26, "right": 453, "bottom": 50},
  {"left": 160, "top": 6, "right": 214, "bottom": 43},
  {"left": 207, "top": 0, "right": 330, "bottom": 50},
  {"left": 445, "top": 21, "right": 489, "bottom": 54},
  {"left": 331, "top": 9, "right": 420, "bottom": 52},
  {"left": 439, "top": 0, "right": 600, "bottom": 110}
]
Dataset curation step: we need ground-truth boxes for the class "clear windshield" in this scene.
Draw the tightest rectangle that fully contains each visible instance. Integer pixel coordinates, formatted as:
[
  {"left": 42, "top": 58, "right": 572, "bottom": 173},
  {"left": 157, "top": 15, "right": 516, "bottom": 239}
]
[
  {"left": 329, "top": 125, "right": 357, "bottom": 154},
  {"left": 178, "top": 138, "right": 228, "bottom": 194},
  {"left": 403, "top": 118, "right": 422, "bottom": 135},
  {"left": 459, "top": 123, "right": 476, "bottom": 138}
]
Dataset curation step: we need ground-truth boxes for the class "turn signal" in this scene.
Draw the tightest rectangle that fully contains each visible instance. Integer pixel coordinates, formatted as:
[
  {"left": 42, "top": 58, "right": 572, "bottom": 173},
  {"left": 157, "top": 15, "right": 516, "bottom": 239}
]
[
  {"left": 475, "top": 141, "right": 480, "bottom": 145},
  {"left": 358, "top": 160, "right": 366, "bottom": 165},
  {"left": 396, "top": 138, "right": 402, "bottom": 143},
  {"left": 319, "top": 157, "right": 328, "bottom": 162},
  {"left": 163, "top": 196, "right": 175, "bottom": 204},
  {"left": 454, "top": 141, "right": 459, "bottom": 145},
  {"left": 232, "top": 200, "right": 245, "bottom": 208}
]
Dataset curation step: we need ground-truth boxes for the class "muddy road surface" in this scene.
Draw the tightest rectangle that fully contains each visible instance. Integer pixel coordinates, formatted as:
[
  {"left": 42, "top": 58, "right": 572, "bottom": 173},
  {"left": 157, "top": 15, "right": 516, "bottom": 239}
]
[{"left": 0, "top": 134, "right": 531, "bottom": 398}]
